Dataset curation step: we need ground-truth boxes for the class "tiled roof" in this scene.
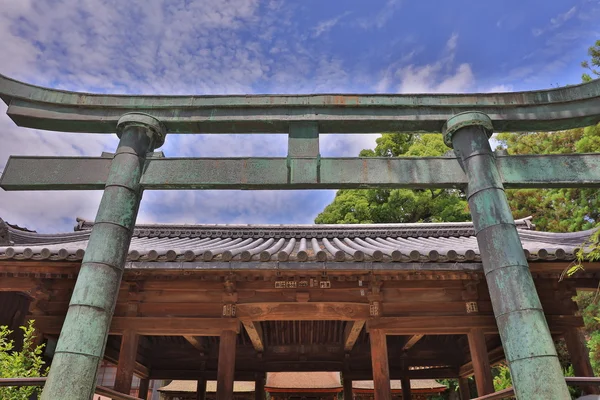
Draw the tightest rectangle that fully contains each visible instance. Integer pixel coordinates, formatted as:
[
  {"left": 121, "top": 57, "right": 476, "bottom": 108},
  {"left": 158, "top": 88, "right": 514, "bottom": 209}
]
[
  {"left": 0, "top": 217, "right": 592, "bottom": 263},
  {"left": 353, "top": 379, "right": 446, "bottom": 390},
  {"left": 158, "top": 380, "right": 254, "bottom": 393},
  {"left": 265, "top": 372, "right": 342, "bottom": 389}
]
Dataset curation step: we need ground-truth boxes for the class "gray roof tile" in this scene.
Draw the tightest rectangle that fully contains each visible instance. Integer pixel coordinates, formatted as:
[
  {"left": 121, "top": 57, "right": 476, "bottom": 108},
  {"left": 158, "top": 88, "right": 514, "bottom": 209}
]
[{"left": 0, "top": 217, "right": 593, "bottom": 263}]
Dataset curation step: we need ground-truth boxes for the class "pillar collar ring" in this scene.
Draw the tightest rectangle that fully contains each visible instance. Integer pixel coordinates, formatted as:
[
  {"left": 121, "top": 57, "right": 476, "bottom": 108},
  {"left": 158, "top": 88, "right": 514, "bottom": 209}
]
[
  {"left": 116, "top": 112, "right": 167, "bottom": 149},
  {"left": 442, "top": 111, "right": 493, "bottom": 148}
]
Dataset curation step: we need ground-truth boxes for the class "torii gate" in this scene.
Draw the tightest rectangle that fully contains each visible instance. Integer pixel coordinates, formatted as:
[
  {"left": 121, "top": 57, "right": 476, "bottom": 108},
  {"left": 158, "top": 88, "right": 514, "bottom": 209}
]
[{"left": 1, "top": 73, "right": 600, "bottom": 400}]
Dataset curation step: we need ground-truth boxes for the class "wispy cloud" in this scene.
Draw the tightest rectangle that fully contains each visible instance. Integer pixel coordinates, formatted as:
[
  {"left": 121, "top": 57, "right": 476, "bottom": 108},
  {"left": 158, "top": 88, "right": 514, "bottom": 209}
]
[
  {"left": 313, "top": 11, "right": 351, "bottom": 37},
  {"left": 532, "top": 6, "right": 577, "bottom": 36},
  {"left": 357, "top": 0, "right": 402, "bottom": 29}
]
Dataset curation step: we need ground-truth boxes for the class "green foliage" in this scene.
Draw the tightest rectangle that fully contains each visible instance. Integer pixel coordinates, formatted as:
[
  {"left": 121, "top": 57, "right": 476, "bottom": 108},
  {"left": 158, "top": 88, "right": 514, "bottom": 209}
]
[
  {"left": 563, "top": 364, "right": 584, "bottom": 399},
  {"left": 0, "top": 321, "right": 47, "bottom": 400},
  {"left": 492, "top": 363, "right": 512, "bottom": 391},
  {"left": 575, "top": 291, "right": 600, "bottom": 375},
  {"left": 496, "top": 123, "right": 600, "bottom": 232},
  {"left": 582, "top": 40, "right": 600, "bottom": 82},
  {"left": 315, "top": 133, "right": 470, "bottom": 224}
]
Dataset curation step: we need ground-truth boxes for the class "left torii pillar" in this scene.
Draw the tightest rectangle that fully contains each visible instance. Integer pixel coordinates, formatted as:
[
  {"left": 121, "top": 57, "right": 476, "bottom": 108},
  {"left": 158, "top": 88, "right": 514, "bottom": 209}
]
[{"left": 41, "top": 113, "right": 166, "bottom": 400}]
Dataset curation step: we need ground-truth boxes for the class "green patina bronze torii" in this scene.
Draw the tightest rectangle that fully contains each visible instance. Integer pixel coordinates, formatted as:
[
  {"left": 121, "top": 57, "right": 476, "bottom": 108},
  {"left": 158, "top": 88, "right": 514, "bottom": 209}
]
[{"left": 2, "top": 74, "right": 600, "bottom": 400}]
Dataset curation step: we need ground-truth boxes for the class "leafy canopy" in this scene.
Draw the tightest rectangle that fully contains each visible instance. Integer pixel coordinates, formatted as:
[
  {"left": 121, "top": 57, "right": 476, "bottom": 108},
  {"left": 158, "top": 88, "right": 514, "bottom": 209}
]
[
  {"left": 582, "top": 39, "right": 600, "bottom": 82},
  {"left": 496, "top": 123, "right": 600, "bottom": 232},
  {"left": 315, "top": 133, "right": 470, "bottom": 224}
]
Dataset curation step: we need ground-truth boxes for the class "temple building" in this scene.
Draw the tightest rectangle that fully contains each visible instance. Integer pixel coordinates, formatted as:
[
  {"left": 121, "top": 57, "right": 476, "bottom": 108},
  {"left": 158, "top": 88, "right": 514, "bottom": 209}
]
[
  {"left": 156, "top": 373, "right": 447, "bottom": 399},
  {"left": 0, "top": 215, "right": 598, "bottom": 399},
  {"left": 159, "top": 380, "right": 255, "bottom": 400},
  {"left": 264, "top": 372, "right": 343, "bottom": 399},
  {"left": 352, "top": 379, "right": 446, "bottom": 399}
]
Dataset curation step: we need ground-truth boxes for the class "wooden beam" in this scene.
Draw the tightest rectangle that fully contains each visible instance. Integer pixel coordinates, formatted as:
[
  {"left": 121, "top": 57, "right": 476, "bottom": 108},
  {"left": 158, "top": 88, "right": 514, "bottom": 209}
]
[
  {"left": 401, "top": 376, "right": 411, "bottom": 400},
  {"left": 0, "top": 277, "right": 39, "bottom": 292},
  {"left": 564, "top": 327, "right": 600, "bottom": 395},
  {"left": 216, "top": 330, "right": 237, "bottom": 400},
  {"left": 151, "top": 367, "right": 460, "bottom": 381},
  {"left": 458, "top": 377, "right": 471, "bottom": 400},
  {"left": 370, "top": 329, "right": 391, "bottom": 400},
  {"left": 402, "top": 334, "right": 424, "bottom": 351},
  {"left": 196, "top": 379, "right": 207, "bottom": 400},
  {"left": 103, "top": 346, "right": 150, "bottom": 379},
  {"left": 32, "top": 316, "right": 240, "bottom": 335},
  {"left": 184, "top": 336, "right": 207, "bottom": 354},
  {"left": 138, "top": 378, "right": 150, "bottom": 400},
  {"left": 367, "top": 316, "right": 497, "bottom": 334},
  {"left": 459, "top": 345, "right": 505, "bottom": 377},
  {"left": 343, "top": 378, "right": 353, "bottom": 400},
  {"left": 343, "top": 320, "right": 365, "bottom": 352},
  {"left": 114, "top": 330, "right": 140, "bottom": 394},
  {"left": 242, "top": 321, "right": 264, "bottom": 353},
  {"left": 467, "top": 328, "right": 494, "bottom": 397},
  {"left": 237, "top": 302, "right": 369, "bottom": 321},
  {"left": 255, "top": 374, "right": 265, "bottom": 400},
  {"left": 366, "top": 315, "right": 583, "bottom": 335}
]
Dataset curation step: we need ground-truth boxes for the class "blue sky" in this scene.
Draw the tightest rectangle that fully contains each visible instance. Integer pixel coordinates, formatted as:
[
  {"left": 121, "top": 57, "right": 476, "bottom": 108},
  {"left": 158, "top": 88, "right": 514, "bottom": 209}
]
[{"left": 0, "top": 0, "right": 598, "bottom": 232}]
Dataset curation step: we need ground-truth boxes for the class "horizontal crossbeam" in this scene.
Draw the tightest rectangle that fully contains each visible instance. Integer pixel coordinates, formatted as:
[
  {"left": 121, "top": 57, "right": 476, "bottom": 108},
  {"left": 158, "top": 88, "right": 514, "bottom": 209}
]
[
  {"left": 31, "top": 316, "right": 240, "bottom": 335},
  {"left": 2, "top": 73, "right": 600, "bottom": 133},
  {"left": 3, "top": 153, "right": 600, "bottom": 190}
]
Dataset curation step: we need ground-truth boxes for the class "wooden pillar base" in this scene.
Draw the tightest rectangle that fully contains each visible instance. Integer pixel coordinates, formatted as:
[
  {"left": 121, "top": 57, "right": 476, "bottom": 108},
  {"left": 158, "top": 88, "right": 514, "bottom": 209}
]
[
  {"left": 458, "top": 377, "right": 471, "bottom": 400},
  {"left": 401, "top": 376, "right": 411, "bottom": 400},
  {"left": 196, "top": 378, "right": 207, "bottom": 400},
  {"left": 255, "top": 373, "right": 265, "bottom": 400},
  {"left": 114, "top": 330, "right": 140, "bottom": 394},
  {"left": 467, "top": 329, "right": 493, "bottom": 397},
  {"left": 565, "top": 327, "right": 600, "bottom": 395},
  {"left": 216, "top": 330, "right": 237, "bottom": 400},
  {"left": 138, "top": 378, "right": 150, "bottom": 400},
  {"left": 343, "top": 377, "right": 353, "bottom": 400},
  {"left": 370, "top": 329, "right": 391, "bottom": 400}
]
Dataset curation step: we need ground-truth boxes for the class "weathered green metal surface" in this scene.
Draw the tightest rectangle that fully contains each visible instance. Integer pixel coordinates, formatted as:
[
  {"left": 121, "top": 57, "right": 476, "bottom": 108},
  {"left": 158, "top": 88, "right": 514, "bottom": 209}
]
[
  {"left": 2, "top": 73, "right": 600, "bottom": 133},
  {"left": 40, "top": 113, "right": 165, "bottom": 400},
  {"left": 445, "top": 112, "right": 570, "bottom": 400},
  {"left": 4, "top": 153, "right": 600, "bottom": 190}
]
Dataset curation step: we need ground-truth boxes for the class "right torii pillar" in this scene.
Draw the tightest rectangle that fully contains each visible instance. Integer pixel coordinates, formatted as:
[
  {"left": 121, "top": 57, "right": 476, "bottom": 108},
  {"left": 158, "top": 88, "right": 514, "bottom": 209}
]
[{"left": 444, "top": 112, "right": 571, "bottom": 399}]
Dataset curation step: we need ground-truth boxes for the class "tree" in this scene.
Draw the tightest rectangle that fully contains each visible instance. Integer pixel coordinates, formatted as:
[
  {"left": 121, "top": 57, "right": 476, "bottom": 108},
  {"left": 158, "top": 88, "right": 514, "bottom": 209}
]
[
  {"left": 315, "top": 133, "right": 471, "bottom": 224},
  {"left": 495, "top": 123, "right": 600, "bottom": 232},
  {"left": 582, "top": 40, "right": 600, "bottom": 82},
  {"left": 0, "top": 321, "right": 47, "bottom": 400}
]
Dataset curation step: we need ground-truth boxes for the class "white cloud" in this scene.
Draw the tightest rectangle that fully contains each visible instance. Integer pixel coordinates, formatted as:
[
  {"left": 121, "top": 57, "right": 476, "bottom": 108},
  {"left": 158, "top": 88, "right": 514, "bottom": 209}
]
[
  {"left": 486, "top": 84, "right": 514, "bottom": 93},
  {"left": 0, "top": 0, "right": 367, "bottom": 232},
  {"left": 379, "top": 33, "right": 476, "bottom": 94}
]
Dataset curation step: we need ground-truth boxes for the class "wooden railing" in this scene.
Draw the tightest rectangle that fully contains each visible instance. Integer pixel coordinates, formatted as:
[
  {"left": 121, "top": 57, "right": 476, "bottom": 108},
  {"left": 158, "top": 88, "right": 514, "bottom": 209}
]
[
  {"left": 0, "top": 378, "right": 143, "bottom": 400},
  {"left": 472, "top": 377, "right": 600, "bottom": 400}
]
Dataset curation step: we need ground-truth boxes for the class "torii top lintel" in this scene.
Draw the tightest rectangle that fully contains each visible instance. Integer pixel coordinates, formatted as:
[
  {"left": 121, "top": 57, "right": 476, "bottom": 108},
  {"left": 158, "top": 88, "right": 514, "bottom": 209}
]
[{"left": 1, "top": 73, "right": 600, "bottom": 134}]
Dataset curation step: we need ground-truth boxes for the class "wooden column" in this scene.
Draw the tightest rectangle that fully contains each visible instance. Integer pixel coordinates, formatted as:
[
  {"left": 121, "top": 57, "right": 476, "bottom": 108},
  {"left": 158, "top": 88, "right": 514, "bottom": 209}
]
[
  {"left": 564, "top": 327, "right": 600, "bottom": 395},
  {"left": 467, "top": 329, "right": 494, "bottom": 396},
  {"left": 401, "top": 376, "right": 411, "bottom": 399},
  {"left": 458, "top": 377, "right": 471, "bottom": 400},
  {"left": 114, "top": 330, "right": 140, "bottom": 394},
  {"left": 255, "top": 373, "right": 265, "bottom": 400},
  {"left": 217, "top": 330, "right": 237, "bottom": 400},
  {"left": 196, "top": 378, "right": 207, "bottom": 400},
  {"left": 370, "top": 329, "right": 391, "bottom": 400},
  {"left": 343, "top": 377, "right": 353, "bottom": 400},
  {"left": 138, "top": 378, "right": 150, "bottom": 400}
]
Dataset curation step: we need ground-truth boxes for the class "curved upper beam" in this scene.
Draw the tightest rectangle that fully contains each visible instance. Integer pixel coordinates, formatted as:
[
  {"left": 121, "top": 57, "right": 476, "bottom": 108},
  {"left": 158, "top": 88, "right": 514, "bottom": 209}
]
[{"left": 1, "top": 73, "right": 600, "bottom": 134}]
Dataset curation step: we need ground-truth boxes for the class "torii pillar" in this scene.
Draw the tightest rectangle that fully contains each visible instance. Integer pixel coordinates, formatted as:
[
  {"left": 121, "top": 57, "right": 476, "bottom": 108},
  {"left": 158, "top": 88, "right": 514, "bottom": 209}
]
[
  {"left": 41, "top": 113, "right": 166, "bottom": 400},
  {"left": 444, "top": 112, "right": 570, "bottom": 399}
]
